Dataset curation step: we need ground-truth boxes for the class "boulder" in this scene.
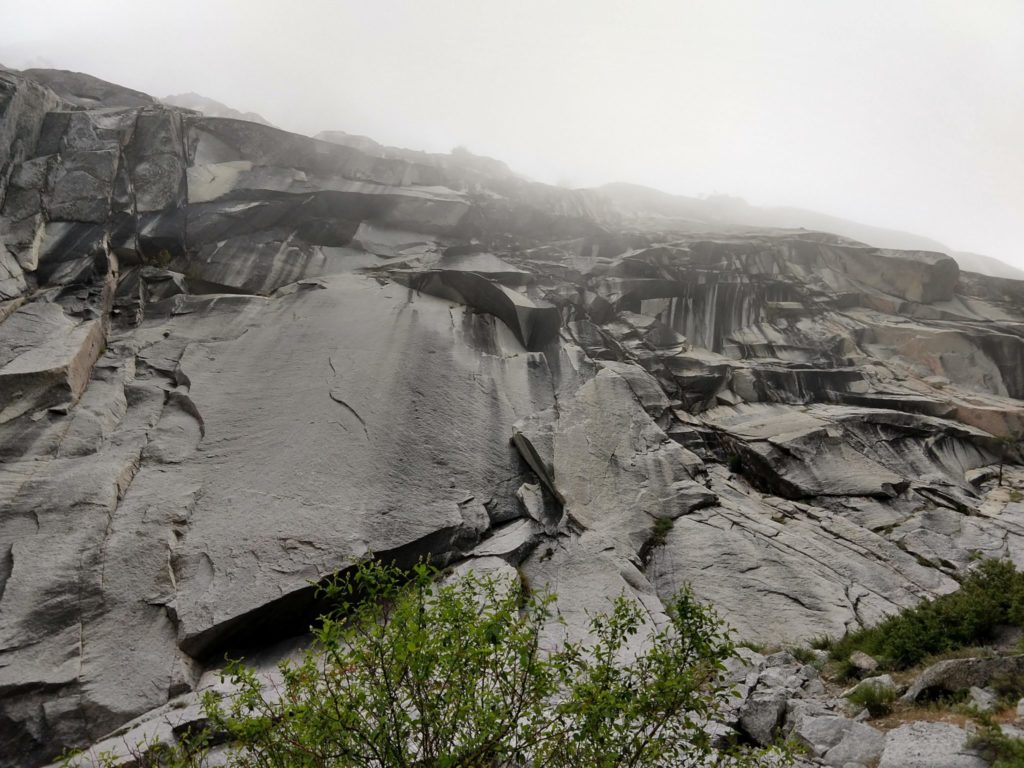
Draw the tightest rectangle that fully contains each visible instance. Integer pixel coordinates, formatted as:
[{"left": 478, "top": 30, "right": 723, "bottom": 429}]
[
  {"left": 738, "top": 691, "right": 787, "bottom": 746},
  {"left": 789, "top": 712, "right": 885, "bottom": 767},
  {"left": 903, "top": 656, "right": 1024, "bottom": 703},
  {"left": 843, "top": 674, "right": 897, "bottom": 699},
  {"left": 848, "top": 651, "right": 879, "bottom": 675},
  {"left": 968, "top": 686, "right": 998, "bottom": 712}
]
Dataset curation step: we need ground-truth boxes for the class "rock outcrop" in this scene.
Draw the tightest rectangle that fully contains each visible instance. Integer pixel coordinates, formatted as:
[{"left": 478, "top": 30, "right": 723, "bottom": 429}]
[{"left": 2, "top": 67, "right": 1024, "bottom": 766}]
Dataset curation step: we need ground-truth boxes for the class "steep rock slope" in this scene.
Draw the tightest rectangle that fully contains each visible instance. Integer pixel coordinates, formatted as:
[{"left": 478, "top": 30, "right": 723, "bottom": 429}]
[{"left": 1, "top": 68, "right": 1024, "bottom": 766}]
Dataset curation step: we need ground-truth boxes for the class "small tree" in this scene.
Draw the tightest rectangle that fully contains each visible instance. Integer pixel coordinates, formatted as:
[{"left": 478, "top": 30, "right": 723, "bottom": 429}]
[{"left": 67, "top": 560, "right": 781, "bottom": 768}]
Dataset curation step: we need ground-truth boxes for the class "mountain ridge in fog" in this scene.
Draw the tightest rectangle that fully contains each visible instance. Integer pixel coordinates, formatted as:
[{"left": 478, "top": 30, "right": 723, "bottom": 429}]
[
  {"left": 597, "top": 182, "right": 1024, "bottom": 280},
  {"left": 162, "top": 92, "right": 276, "bottom": 127},
  {"left": 12, "top": 65, "right": 1020, "bottom": 280}
]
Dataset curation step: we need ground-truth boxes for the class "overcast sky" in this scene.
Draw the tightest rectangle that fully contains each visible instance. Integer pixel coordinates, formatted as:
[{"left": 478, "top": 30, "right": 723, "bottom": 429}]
[{"left": 3, "top": 0, "right": 1022, "bottom": 266}]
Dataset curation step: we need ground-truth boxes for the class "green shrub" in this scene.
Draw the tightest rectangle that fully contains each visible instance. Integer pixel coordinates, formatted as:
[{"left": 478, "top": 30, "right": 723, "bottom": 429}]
[
  {"left": 808, "top": 634, "right": 834, "bottom": 652},
  {"left": 648, "top": 516, "right": 675, "bottom": 549},
  {"left": 787, "top": 646, "right": 820, "bottom": 666},
  {"left": 834, "top": 657, "right": 862, "bottom": 683},
  {"left": 67, "top": 560, "right": 786, "bottom": 768},
  {"left": 845, "top": 681, "right": 896, "bottom": 717},
  {"left": 969, "top": 716, "right": 1024, "bottom": 768},
  {"left": 829, "top": 559, "right": 1024, "bottom": 670},
  {"left": 990, "top": 668, "right": 1024, "bottom": 703}
]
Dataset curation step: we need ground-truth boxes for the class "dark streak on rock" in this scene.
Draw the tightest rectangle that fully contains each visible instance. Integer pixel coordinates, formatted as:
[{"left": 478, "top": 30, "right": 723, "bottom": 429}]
[{"left": 328, "top": 390, "right": 369, "bottom": 439}]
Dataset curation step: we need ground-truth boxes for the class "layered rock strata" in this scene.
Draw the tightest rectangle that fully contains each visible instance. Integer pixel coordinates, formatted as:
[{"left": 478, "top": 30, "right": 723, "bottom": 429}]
[{"left": 2, "top": 67, "right": 1024, "bottom": 766}]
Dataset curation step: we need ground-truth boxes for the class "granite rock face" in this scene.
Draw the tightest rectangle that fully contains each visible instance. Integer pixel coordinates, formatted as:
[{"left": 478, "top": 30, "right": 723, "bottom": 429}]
[
  {"left": 877, "top": 721, "right": 987, "bottom": 768},
  {"left": 2, "top": 68, "right": 1024, "bottom": 766}
]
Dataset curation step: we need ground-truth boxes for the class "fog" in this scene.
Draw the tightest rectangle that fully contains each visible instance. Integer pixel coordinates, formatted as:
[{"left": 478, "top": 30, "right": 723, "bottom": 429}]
[{"left": 3, "top": 0, "right": 1022, "bottom": 267}]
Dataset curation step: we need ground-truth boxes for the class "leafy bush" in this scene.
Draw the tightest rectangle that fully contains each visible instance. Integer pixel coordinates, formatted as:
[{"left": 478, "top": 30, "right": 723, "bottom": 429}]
[
  {"left": 68, "top": 560, "right": 784, "bottom": 768},
  {"left": 829, "top": 559, "right": 1024, "bottom": 670}
]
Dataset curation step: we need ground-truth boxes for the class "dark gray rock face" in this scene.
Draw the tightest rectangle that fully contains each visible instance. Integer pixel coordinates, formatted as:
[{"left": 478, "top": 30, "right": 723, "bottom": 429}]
[
  {"left": 18, "top": 69, "right": 156, "bottom": 109},
  {"left": 2, "top": 68, "right": 1024, "bottom": 766}
]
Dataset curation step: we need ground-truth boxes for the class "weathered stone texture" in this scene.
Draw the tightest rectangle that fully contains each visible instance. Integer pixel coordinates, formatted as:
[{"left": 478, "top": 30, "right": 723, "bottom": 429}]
[{"left": 2, "top": 66, "right": 1024, "bottom": 767}]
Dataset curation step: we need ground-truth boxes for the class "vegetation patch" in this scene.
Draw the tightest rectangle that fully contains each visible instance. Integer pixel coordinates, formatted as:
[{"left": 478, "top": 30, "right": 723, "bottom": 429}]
[
  {"left": 649, "top": 516, "right": 675, "bottom": 549},
  {"left": 825, "top": 559, "right": 1024, "bottom": 671},
  {"left": 845, "top": 681, "right": 897, "bottom": 717},
  {"left": 65, "top": 559, "right": 788, "bottom": 768},
  {"left": 787, "top": 646, "right": 822, "bottom": 667},
  {"left": 969, "top": 713, "right": 1024, "bottom": 768}
]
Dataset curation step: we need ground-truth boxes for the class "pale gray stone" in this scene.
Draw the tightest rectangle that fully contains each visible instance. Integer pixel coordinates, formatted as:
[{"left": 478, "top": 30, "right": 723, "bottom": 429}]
[
  {"left": 469, "top": 519, "right": 542, "bottom": 564},
  {"left": 968, "top": 686, "right": 999, "bottom": 712},
  {"left": 791, "top": 713, "right": 872, "bottom": 760},
  {"left": 823, "top": 722, "right": 886, "bottom": 767},
  {"left": 849, "top": 651, "right": 879, "bottom": 674},
  {"left": 738, "top": 691, "right": 787, "bottom": 746},
  {"left": 878, "top": 721, "right": 987, "bottom": 768}
]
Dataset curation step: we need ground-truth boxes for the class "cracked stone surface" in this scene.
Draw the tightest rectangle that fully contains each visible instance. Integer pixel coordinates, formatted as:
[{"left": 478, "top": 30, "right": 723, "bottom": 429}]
[{"left": 2, "top": 66, "right": 1024, "bottom": 767}]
